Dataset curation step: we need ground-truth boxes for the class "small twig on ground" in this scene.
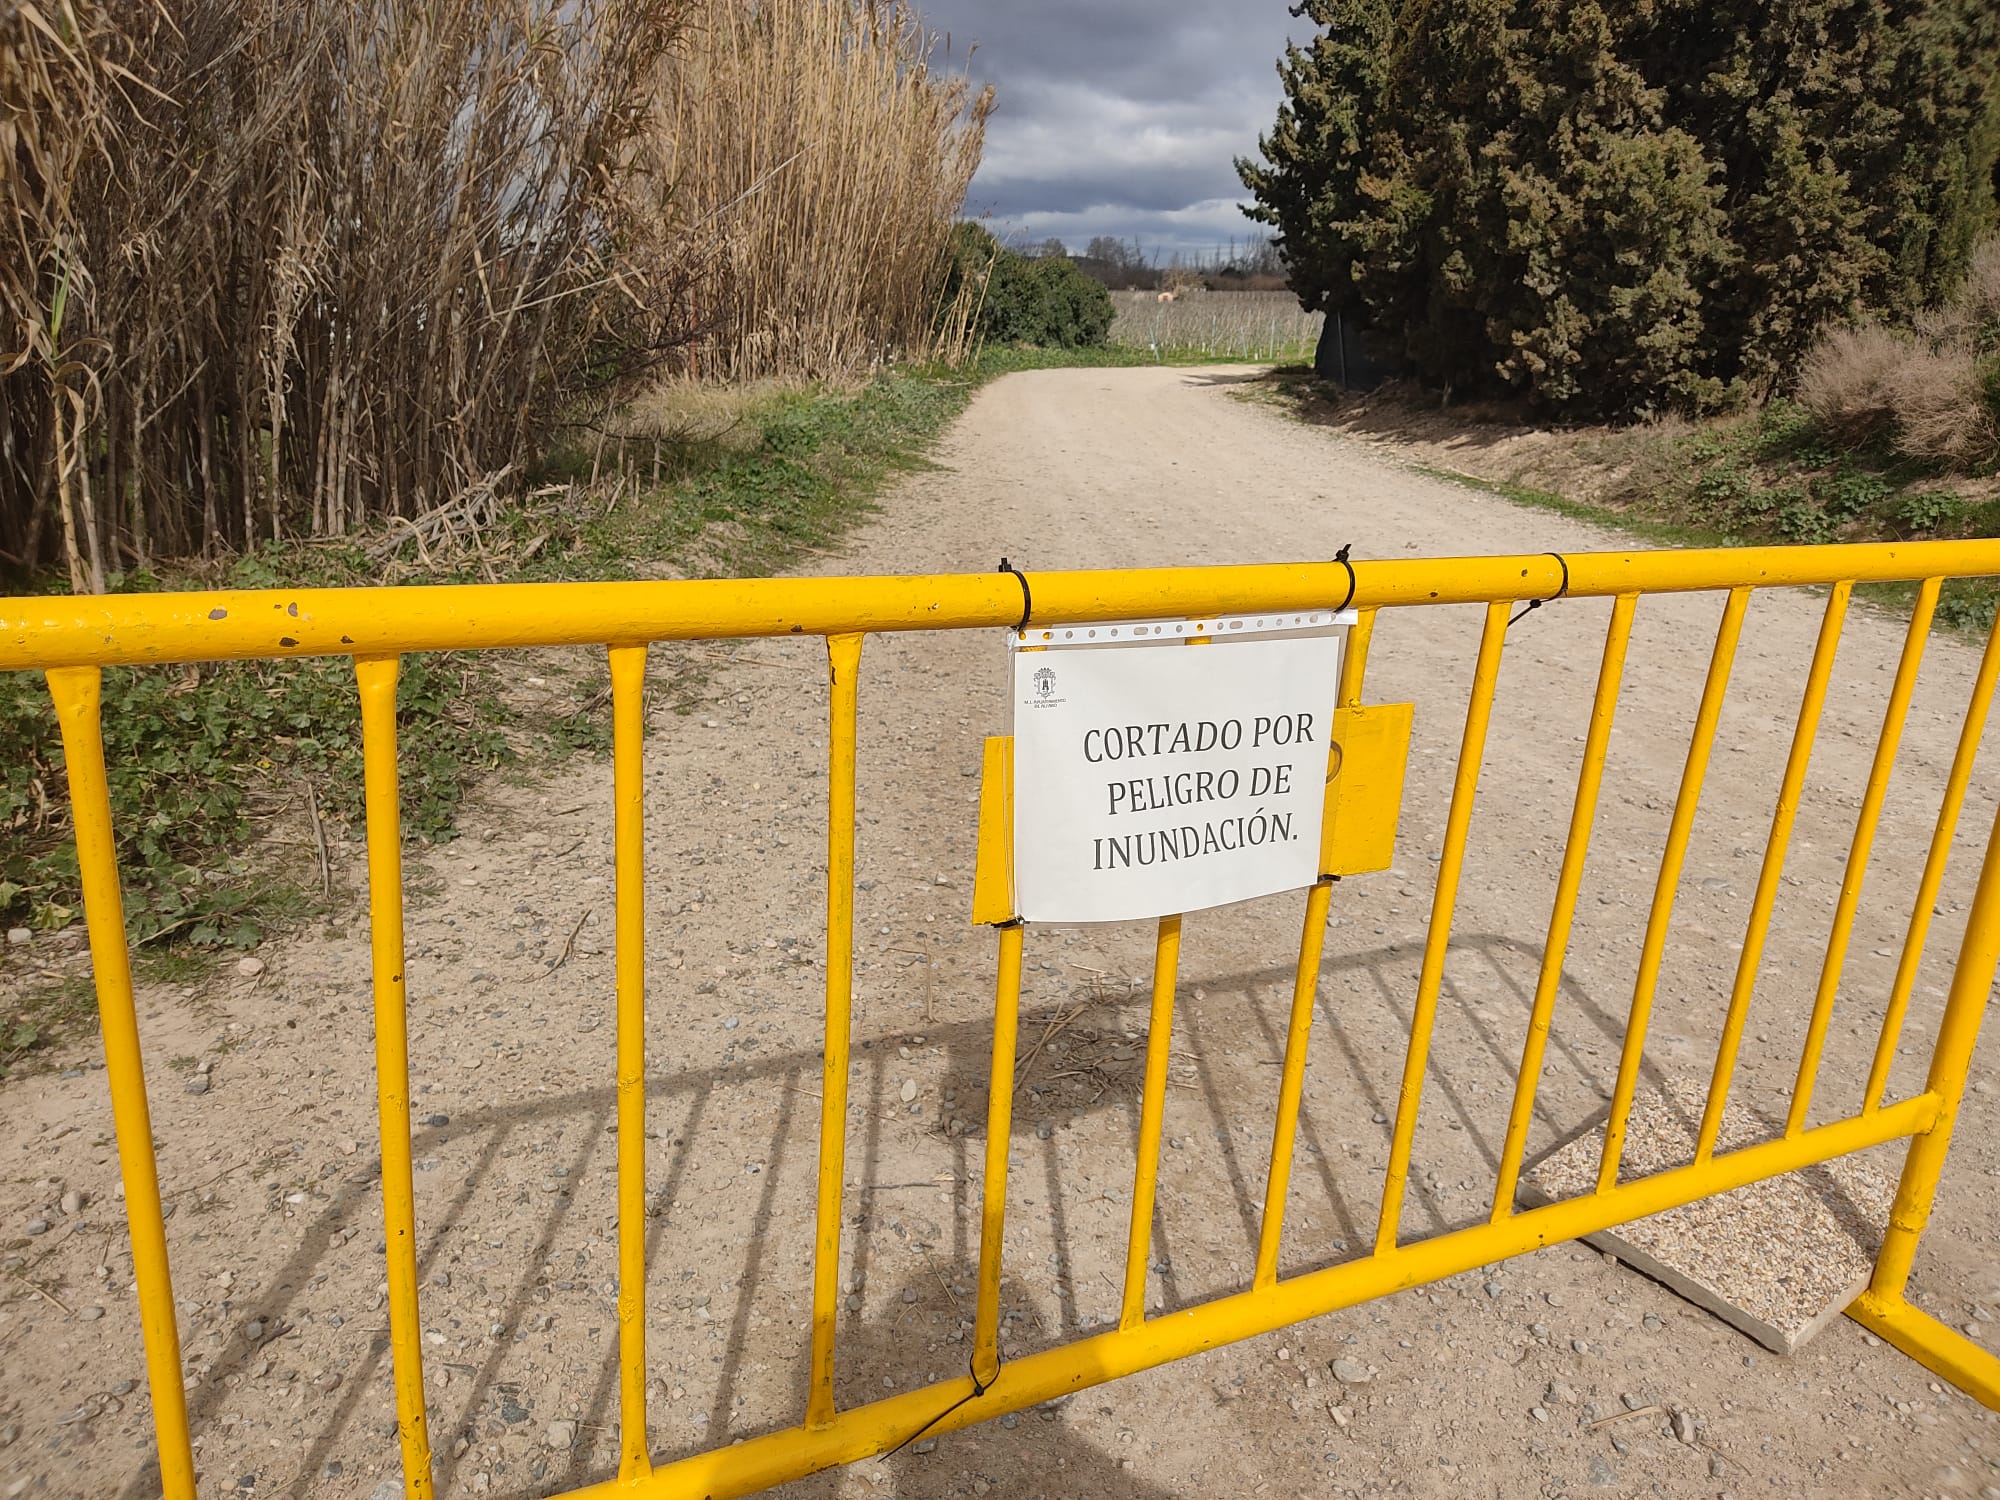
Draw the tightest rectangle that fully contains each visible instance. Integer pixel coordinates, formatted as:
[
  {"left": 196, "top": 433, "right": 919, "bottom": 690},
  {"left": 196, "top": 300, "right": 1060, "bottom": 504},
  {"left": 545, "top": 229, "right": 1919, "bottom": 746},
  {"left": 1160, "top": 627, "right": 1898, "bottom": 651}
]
[
  {"left": 304, "top": 780, "right": 332, "bottom": 900},
  {"left": 1587, "top": 1404, "right": 1662, "bottom": 1430},
  {"left": 700, "top": 650, "right": 788, "bottom": 669},
  {"left": 545, "top": 909, "right": 593, "bottom": 977},
  {"left": 3, "top": 1262, "right": 72, "bottom": 1315},
  {"left": 784, "top": 1081, "right": 900, "bottom": 1124},
  {"left": 173, "top": 1156, "right": 264, "bottom": 1204},
  {"left": 257, "top": 1319, "right": 297, "bottom": 1353},
  {"left": 1013, "top": 1002, "right": 1090, "bottom": 1086}
]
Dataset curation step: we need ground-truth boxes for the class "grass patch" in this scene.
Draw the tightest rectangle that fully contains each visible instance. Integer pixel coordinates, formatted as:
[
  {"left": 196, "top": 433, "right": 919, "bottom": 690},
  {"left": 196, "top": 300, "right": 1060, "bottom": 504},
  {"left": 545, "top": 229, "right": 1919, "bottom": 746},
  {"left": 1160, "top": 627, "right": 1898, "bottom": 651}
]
[
  {"left": 0, "top": 347, "right": 1105, "bottom": 992},
  {"left": 0, "top": 975, "right": 95, "bottom": 1081},
  {"left": 1411, "top": 467, "right": 1747, "bottom": 552},
  {"left": 1261, "top": 371, "right": 2000, "bottom": 635}
]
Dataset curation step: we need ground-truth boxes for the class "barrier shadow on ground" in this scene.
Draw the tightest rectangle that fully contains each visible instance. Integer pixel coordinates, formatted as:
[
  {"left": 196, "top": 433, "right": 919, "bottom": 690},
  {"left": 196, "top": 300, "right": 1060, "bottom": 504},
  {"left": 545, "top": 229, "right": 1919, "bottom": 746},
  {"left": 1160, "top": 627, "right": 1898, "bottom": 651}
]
[{"left": 131, "top": 931, "right": 1653, "bottom": 1500}]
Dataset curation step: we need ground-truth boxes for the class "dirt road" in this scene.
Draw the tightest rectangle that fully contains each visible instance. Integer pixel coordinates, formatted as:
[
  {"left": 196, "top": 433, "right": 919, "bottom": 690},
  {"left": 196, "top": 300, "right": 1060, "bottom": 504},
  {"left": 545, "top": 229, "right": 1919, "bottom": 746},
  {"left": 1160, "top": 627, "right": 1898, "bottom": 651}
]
[{"left": 3, "top": 366, "right": 1998, "bottom": 1500}]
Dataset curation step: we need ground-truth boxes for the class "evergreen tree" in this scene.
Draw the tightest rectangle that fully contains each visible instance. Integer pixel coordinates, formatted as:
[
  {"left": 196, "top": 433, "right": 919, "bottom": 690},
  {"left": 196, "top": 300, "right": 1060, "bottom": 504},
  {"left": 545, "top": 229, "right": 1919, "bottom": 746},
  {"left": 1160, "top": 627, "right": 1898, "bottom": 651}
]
[
  {"left": 1242, "top": 0, "right": 2000, "bottom": 414},
  {"left": 1237, "top": 0, "right": 1399, "bottom": 318}
]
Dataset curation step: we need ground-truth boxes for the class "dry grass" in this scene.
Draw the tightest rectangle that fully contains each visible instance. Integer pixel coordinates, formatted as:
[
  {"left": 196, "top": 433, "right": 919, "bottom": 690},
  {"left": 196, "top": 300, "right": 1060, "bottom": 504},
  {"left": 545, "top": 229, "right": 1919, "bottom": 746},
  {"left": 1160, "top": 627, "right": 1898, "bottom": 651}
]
[
  {"left": 1794, "top": 326, "right": 1907, "bottom": 445},
  {"left": 1884, "top": 345, "right": 1997, "bottom": 464},
  {"left": 651, "top": 0, "right": 993, "bottom": 383},
  {"left": 1797, "top": 241, "right": 2000, "bottom": 469}
]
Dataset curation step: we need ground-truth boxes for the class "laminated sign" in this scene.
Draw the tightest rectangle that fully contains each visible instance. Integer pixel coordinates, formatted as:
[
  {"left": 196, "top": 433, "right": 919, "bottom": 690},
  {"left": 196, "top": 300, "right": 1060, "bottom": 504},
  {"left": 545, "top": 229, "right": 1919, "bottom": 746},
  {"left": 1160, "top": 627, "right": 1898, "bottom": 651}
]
[{"left": 1010, "top": 613, "right": 1348, "bottom": 924}]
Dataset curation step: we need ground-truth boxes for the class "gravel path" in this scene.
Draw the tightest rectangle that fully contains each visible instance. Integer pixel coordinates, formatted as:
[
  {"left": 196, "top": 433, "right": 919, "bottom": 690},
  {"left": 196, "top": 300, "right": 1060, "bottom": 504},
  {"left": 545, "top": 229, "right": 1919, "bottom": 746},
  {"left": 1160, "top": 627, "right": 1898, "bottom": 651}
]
[{"left": 2, "top": 365, "right": 1997, "bottom": 1500}]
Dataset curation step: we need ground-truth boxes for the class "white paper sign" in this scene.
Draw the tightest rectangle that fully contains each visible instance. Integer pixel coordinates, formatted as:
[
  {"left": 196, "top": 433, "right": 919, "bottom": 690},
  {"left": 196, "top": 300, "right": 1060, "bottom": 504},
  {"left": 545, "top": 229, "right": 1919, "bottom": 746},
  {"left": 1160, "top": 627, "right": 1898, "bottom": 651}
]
[{"left": 1012, "top": 625, "right": 1342, "bottom": 923}]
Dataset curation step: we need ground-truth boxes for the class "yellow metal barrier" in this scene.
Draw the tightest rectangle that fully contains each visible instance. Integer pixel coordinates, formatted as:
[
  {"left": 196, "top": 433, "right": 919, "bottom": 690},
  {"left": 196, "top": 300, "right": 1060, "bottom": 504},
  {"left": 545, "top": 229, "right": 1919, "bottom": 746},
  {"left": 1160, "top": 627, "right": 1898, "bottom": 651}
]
[{"left": 7, "top": 536, "right": 2000, "bottom": 1498}]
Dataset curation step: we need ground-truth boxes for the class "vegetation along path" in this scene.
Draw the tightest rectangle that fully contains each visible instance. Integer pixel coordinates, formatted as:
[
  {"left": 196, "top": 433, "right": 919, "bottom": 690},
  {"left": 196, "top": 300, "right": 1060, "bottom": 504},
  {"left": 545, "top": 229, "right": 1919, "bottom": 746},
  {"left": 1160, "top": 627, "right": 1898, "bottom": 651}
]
[{"left": 4, "top": 366, "right": 1999, "bottom": 1500}]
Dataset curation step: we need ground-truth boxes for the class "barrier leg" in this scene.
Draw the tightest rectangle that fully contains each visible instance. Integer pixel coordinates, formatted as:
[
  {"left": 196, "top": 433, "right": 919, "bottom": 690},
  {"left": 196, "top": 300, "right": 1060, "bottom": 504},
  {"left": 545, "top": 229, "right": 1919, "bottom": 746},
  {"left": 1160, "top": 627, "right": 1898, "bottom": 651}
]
[
  {"left": 47, "top": 667, "right": 198, "bottom": 1500},
  {"left": 973, "top": 923, "right": 1025, "bottom": 1383},
  {"left": 1121, "top": 915, "right": 1183, "bottom": 1328},
  {"left": 610, "top": 644, "right": 654, "bottom": 1479},
  {"left": 807, "top": 632, "right": 864, "bottom": 1427},
  {"left": 355, "top": 657, "right": 436, "bottom": 1499},
  {"left": 1849, "top": 794, "right": 2000, "bottom": 1411}
]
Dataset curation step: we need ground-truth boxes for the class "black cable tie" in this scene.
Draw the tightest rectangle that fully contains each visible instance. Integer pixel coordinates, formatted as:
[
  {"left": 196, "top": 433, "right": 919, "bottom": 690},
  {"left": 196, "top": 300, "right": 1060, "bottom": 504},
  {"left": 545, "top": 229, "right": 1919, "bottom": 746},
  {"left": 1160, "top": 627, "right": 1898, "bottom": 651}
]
[
  {"left": 1508, "top": 551, "right": 1570, "bottom": 629},
  {"left": 998, "top": 558, "right": 1033, "bottom": 633},
  {"left": 882, "top": 1358, "right": 997, "bottom": 1462},
  {"left": 1333, "top": 543, "right": 1357, "bottom": 615}
]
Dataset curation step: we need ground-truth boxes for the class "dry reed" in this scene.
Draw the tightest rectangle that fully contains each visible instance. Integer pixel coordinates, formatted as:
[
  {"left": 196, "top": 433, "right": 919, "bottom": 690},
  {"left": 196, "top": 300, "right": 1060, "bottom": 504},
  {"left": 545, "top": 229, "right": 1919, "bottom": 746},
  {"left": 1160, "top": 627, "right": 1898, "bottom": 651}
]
[
  {"left": 652, "top": 0, "right": 993, "bottom": 383},
  {"left": 2, "top": 0, "right": 694, "bottom": 584}
]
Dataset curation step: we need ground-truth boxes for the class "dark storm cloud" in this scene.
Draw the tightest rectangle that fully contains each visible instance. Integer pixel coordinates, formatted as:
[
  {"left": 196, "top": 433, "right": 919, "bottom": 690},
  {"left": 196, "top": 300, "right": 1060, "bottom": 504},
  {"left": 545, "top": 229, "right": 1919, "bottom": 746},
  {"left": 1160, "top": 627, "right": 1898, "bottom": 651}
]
[{"left": 917, "top": 1, "right": 1310, "bottom": 257}]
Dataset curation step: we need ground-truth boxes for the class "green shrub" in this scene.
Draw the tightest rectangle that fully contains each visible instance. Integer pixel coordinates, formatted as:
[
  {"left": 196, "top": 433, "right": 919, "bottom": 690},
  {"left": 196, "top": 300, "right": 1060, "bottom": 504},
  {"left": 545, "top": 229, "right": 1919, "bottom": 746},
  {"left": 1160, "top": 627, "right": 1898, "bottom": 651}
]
[
  {"left": 1772, "top": 491, "right": 1835, "bottom": 544},
  {"left": 944, "top": 224, "right": 1114, "bottom": 350},
  {"left": 1817, "top": 466, "right": 1893, "bottom": 524},
  {"left": 1938, "top": 578, "right": 2000, "bottom": 631},
  {"left": 1896, "top": 490, "right": 1967, "bottom": 535}
]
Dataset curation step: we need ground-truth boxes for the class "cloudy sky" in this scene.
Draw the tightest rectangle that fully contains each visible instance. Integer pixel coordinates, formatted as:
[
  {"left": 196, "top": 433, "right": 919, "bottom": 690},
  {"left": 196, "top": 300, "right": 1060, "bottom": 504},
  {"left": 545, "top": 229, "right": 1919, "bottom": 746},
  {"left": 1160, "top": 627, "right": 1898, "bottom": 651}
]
[{"left": 915, "top": 0, "right": 1313, "bottom": 262}]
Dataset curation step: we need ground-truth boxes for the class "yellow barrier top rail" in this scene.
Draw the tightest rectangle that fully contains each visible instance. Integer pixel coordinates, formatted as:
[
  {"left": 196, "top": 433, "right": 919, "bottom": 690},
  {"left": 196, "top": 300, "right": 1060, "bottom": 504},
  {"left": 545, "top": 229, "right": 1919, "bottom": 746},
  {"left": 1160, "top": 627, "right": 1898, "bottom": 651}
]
[{"left": 4, "top": 538, "right": 1997, "bottom": 670}]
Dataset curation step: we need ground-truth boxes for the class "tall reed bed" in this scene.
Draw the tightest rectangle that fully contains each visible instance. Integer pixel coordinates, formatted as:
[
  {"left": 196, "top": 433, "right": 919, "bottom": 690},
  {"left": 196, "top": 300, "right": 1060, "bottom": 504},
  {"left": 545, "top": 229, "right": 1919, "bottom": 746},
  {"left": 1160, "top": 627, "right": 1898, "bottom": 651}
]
[
  {"left": 653, "top": 0, "right": 993, "bottom": 383},
  {"left": 1, "top": 0, "right": 989, "bottom": 584}
]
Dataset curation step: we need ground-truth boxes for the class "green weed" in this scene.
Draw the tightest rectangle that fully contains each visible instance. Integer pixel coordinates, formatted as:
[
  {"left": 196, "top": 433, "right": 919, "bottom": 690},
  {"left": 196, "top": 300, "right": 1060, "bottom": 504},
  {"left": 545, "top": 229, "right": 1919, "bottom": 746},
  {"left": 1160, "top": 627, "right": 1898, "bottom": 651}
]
[{"left": 0, "top": 350, "right": 1094, "bottom": 972}]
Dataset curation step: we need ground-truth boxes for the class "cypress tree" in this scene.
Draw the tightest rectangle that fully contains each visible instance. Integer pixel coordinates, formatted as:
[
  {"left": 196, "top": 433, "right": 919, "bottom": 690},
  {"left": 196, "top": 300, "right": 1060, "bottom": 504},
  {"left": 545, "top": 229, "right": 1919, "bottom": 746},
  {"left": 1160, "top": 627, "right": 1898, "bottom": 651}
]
[
  {"left": 1237, "top": 0, "right": 1399, "bottom": 319},
  {"left": 1242, "top": 0, "right": 2000, "bottom": 415}
]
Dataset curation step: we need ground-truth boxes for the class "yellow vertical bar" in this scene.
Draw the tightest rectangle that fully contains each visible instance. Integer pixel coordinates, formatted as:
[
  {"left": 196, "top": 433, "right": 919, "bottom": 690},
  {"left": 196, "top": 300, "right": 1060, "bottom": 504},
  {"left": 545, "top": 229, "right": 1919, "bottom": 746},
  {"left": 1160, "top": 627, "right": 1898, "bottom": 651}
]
[
  {"left": 1340, "top": 608, "right": 1377, "bottom": 709},
  {"left": 1869, "top": 792, "right": 2000, "bottom": 1303},
  {"left": 1120, "top": 914, "right": 1183, "bottom": 1329},
  {"left": 807, "top": 631, "right": 863, "bottom": 1429},
  {"left": 1598, "top": 586, "right": 1750, "bottom": 1192},
  {"left": 1692, "top": 583, "right": 1853, "bottom": 1159},
  {"left": 354, "top": 656, "right": 435, "bottom": 1500},
  {"left": 1784, "top": 579, "right": 1942, "bottom": 1137},
  {"left": 1865, "top": 605, "right": 2000, "bottom": 1111},
  {"left": 609, "top": 644, "right": 653, "bottom": 1481},
  {"left": 1256, "top": 613, "right": 1375, "bottom": 1286},
  {"left": 1491, "top": 593, "right": 1638, "bottom": 1221},
  {"left": 1253, "top": 880, "right": 1334, "bottom": 1288},
  {"left": 973, "top": 922, "right": 1025, "bottom": 1383},
  {"left": 1376, "top": 601, "right": 1509, "bottom": 1254},
  {"left": 45, "top": 667, "right": 197, "bottom": 1500}
]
